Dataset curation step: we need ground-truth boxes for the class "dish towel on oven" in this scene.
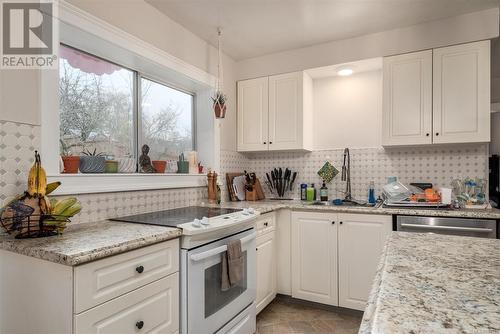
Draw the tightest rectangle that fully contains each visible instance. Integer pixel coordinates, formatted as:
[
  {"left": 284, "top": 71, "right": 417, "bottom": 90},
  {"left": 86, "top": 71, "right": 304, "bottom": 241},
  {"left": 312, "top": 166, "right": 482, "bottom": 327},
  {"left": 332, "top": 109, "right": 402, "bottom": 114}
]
[{"left": 221, "top": 239, "right": 244, "bottom": 291}]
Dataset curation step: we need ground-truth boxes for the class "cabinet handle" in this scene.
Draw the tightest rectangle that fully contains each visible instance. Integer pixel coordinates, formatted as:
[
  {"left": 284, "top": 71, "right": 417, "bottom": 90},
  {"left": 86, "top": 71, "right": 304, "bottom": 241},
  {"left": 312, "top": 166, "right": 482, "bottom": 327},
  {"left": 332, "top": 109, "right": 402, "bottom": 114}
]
[
  {"left": 136, "top": 265, "right": 144, "bottom": 274},
  {"left": 435, "top": 132, "right": 439, "bottom": 136},
  {"left": 340, "top": 221, "right": 343, "bottom": 225},
  {"left": 136, "top": 321, "right": 144, "bottom": 329},
  {"left": 269, "top": 141, "right": 273, "bottom": 144},
  {"left": 263, "top": 141, "right": 267, "bottom": 144},
  {"left": 426, "top": 133, "right": 429, "bottom": 137},
  {"left": 264, "top": 222, "right": 268, "bottom": 227},
  {"left": 256, "top": 247, "right": 258, "bottom": 251},
  {"left": 332, "top": 221, "right": 335, "bottom": 225}
]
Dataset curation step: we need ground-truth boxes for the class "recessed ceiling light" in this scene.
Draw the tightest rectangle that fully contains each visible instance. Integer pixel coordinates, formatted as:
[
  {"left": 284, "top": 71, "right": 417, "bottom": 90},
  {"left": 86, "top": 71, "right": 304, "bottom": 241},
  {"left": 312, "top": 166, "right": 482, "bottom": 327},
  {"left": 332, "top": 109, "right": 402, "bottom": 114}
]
[{"left": 337, "top": 68, "right": 353, "bottom": 76}]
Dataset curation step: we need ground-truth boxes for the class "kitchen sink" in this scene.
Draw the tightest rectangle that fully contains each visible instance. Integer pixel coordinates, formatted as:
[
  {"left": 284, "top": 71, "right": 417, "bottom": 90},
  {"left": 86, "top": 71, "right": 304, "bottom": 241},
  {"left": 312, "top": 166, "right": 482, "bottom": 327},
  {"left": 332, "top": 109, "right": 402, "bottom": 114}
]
[{"left": 306, "top": 200, "right": 380, "bottom": 208}]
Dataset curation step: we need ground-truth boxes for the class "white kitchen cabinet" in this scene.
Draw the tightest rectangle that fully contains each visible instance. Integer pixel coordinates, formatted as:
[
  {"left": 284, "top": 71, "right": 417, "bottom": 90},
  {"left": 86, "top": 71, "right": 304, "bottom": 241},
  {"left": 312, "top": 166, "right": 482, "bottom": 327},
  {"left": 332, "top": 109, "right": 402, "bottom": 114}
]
[
  {"left": 275, "top": 209, "right": 292, "bottom": 295},
  {"left": 74, "top": 273, "right": 179, "bottom": 334},
  {"left": 291, "top": 211, "right": 338, "bottom": 306},
  {"left": 382, "top": 50, "right": 433, "bottom": 146},
  {"left": 433, "top": 41, "right": 490, "bottom": 144},
  {"left": 255, "top": 213, "right": 276, "bottom": 314},
  {"left": 383, "top": 40, "right": 490, "bottom": 146},
  {"left": 0, "top": 239, "right": 180, "bottom": 334},
  {"left": 337, "top": 214, "right": 392, "bottom": 311},
  {"left": 237, "top": 72, "right": 312, "bottom": 152},
  {"left": 237, "top": 77, "right": 269, "bottom": 151}
]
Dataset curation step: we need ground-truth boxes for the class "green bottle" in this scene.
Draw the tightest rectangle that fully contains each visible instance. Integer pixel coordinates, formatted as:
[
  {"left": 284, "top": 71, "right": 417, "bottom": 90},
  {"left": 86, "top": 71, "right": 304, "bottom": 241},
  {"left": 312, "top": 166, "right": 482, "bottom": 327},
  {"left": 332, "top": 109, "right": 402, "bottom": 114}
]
[{"left": 306, "top": 183, "right": 315, "bottom": 202}]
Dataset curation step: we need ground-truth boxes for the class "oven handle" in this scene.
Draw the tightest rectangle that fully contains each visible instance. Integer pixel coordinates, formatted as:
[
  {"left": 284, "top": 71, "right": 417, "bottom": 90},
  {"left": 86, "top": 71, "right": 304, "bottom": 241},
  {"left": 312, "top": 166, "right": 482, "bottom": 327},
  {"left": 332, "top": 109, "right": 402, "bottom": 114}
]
[
  {"left": 400, "top": 223, "right": 493, "bottom": 233},
  {"left": 190, "top": 232, "right": 256, "bottom": 262}
]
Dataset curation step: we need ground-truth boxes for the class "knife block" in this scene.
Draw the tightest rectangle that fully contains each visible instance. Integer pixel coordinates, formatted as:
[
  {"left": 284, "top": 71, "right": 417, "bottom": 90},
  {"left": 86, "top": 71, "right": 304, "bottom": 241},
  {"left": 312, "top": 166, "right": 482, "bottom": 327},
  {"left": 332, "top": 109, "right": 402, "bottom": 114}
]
[{"left": 245, "top": 189, "right": 258, "bottom": 201}]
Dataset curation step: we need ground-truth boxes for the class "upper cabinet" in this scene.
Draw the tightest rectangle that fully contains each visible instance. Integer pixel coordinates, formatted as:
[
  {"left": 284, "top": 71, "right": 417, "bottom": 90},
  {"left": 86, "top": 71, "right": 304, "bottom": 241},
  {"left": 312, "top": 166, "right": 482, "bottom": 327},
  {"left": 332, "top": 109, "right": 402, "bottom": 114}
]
[
  {"left": 383, "top": 40, "right": 490, "bottom": 146},
  {"left": 433, "top": 41, "right": 490, "bottom": 144},
  {"left": 382, "top": 50, "right": 433, "bottom": 145},
  {"left": 237, "top": 72, "right": 312, "bottom": 152}
]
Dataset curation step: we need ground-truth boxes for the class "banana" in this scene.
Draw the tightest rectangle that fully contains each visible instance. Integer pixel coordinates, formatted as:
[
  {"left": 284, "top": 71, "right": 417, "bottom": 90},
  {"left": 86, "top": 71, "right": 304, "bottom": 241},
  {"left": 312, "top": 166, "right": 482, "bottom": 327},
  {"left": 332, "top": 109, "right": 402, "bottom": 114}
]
[
  {"left": 27, "top": 151, "right": 47, "bottom": 198},
  {"left": 50, "top": 198, "right": 58, "bottom": 208},
  {"left": 52, "top": 197, "right": 77, "bottom": 216},
  {"left": 60, "top": 201, "right": 82, "bottom": 217},
  {"left": 45, "top": 182, "right": 61, "bottom": 195},
  {"left": 39, "top": 196, "right": 52, "bottom": 214}
]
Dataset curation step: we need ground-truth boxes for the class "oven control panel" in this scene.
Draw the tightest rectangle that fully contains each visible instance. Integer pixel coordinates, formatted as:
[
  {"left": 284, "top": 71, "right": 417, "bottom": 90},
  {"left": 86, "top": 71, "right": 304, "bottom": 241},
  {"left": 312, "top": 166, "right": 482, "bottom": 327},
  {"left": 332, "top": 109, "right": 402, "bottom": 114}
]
[{"left": 179, "top": 208, "right": 259, "bottom": 235}]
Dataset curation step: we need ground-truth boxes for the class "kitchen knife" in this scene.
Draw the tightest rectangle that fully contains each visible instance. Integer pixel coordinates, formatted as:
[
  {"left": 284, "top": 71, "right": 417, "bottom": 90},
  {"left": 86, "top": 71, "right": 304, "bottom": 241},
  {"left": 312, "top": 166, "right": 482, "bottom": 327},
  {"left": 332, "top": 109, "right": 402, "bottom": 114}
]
[
  {"left": 290, "top": 172, "right": 297, "bottom": 191},
  {"left": 266, "top": 173, "right": 273, "bottom": 189}
]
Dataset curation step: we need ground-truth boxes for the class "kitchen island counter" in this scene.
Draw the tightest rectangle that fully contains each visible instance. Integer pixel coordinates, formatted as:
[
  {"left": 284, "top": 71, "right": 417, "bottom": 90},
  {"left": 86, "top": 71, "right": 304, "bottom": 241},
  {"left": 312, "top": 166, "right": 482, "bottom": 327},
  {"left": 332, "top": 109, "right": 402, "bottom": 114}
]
[{"left": 359, "top": 232, "right": 500, "bottom": 333}]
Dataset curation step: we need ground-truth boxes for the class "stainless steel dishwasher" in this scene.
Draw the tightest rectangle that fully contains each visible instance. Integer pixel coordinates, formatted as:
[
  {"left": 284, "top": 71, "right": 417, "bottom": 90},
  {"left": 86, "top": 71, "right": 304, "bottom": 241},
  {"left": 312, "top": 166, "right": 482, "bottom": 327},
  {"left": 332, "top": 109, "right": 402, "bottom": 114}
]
[{"left": 396, "top": 216, "right": 498, "bottom": 239}]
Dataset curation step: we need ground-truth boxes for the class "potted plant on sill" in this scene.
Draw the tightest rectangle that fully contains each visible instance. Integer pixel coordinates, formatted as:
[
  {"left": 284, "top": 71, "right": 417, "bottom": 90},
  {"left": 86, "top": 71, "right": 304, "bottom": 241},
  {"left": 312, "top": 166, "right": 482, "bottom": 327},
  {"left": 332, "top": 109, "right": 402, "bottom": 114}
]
[
  {"left": 212, "top": 91, "right": 227, "bottom": 119},
  {"left": 60, "top": 140, "right": 80, "bottom": 174},
  {"left": 79, "top": 148, "right": 106, "bottom": 173}
]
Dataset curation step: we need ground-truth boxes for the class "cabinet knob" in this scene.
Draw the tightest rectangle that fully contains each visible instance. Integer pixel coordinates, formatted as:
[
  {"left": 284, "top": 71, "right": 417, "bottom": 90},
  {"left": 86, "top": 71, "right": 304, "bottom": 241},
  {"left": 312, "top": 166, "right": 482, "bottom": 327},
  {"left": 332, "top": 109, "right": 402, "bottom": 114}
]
[
  {"left": 136, "top": 321, "right": 144, "bottom": 329},
  {"left": 435, "top": 132, "right": 439, "bottom": 136},
  {"left": 340, "top": 221, "right": 343, "bottom": 225},
  {"left": 269, "top": 141, "right": 273, "bottom": 144},
  {"left": 256, "top": 247, "right": 258, "bottom": 251},
  {"left": 136, "top": 265, "right": 144, "bottom": 274},
  {"left": 426, "top": 133, "right": 429, "bottom": 137},
  {"left": 263, "top": 141, "right": 267, "bottom": 144},
  {"left": 332, "top": 221, "right": 335, "bottom": 225},
  {"left": 264, "top": 222, "right": 268, "bottom": 227}
]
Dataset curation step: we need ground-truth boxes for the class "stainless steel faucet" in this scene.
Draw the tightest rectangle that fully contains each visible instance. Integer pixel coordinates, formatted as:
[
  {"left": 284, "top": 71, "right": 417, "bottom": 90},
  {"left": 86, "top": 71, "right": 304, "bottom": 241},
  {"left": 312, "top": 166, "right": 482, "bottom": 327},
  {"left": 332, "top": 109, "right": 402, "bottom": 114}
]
[{"left": 341, "top": 148, "right": 352, "bottom": 201}]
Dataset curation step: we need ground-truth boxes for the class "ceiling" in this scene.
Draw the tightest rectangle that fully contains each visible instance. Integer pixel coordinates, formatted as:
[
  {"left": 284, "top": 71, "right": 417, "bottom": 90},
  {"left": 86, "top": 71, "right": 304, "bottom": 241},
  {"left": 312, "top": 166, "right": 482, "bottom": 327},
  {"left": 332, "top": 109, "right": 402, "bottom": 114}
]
[{"left": 146, "top": 0, "right": 499, "bottom": 61}]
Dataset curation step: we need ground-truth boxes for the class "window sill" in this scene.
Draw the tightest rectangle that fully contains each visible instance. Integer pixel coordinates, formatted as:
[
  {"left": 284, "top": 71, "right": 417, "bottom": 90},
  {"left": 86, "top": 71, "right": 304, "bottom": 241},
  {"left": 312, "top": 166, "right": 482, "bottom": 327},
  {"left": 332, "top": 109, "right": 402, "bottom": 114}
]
[{"left": 47, "top": 173, "right": 207, "bottom": 195}]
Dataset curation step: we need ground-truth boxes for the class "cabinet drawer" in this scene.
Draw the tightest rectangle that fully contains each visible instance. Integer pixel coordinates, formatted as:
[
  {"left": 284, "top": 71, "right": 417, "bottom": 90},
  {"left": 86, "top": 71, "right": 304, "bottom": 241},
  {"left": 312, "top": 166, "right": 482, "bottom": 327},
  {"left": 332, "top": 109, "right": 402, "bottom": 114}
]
[
  {"left": 74, "top": 239, "right": 179, "bottom": 313},
  {"left": 256, "top": 214, "right": 275, "bottom": 235},
  {"left": 74, "top": 273, "right": 179, "bottom": 334}
]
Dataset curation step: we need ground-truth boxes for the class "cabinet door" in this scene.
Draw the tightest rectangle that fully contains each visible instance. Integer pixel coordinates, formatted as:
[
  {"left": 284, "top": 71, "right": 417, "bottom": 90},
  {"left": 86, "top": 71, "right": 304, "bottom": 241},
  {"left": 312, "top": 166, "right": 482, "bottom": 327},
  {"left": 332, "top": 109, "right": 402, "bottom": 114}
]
[
  {"left": 256, "top": 231, "right": 276, "bottom": 314},
  {"left": 338, "top": 214, "right": 392, "bottom": 311},
  {"left": 237, "top": 77, "right": 269, "bottom": 151},
  {"left": 433, "top": 41, "right": 490, "bottom": 143},
  {"left": 382, "top": 50, "right": 433, "bottom": 146},
  {"left": 291, "top": 212, "right": 338, "bottom": 306},
  {"left": 268, "top": 72, "right": 304, "bottom": 150},
  {"left": 74, "top": 273, "right": 179, "bottom": 334}
]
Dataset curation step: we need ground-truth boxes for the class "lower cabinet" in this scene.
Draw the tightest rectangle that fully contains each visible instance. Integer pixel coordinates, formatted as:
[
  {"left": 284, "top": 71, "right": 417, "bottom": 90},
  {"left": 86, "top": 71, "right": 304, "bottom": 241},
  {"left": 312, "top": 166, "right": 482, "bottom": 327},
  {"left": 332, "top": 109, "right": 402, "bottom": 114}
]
[
  {"left": 255, "top": 213, "right": 277, "bottom": 314},
  {"left": 338, "top": 214, "right": 392, "bottom": 310},
  {"left": 291, "top": 212, "right": 338, "bottom": 306},
  {"left": 291, "top": 212, "right": 392, "bottom": 311}
]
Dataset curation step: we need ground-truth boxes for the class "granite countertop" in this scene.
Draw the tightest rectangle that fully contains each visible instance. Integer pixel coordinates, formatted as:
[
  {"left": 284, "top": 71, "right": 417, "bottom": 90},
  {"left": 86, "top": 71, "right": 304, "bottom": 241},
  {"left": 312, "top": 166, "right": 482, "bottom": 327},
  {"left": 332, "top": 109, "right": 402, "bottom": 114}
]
[
  {"left": 359, "top": 232, "right": 500, "bottom": 334},
  {"left": 0, "top": 220, "right": 181, "bottom": 266},
  {"left": 202, "top": 199, "right": 500, "bottom": 219}
]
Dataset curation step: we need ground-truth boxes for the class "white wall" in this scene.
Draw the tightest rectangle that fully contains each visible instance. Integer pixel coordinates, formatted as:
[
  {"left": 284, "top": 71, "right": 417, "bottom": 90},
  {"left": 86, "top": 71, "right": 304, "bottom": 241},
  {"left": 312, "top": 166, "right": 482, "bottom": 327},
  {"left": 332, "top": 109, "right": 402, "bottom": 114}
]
[
  {"left": 312, "top": 70, "right": 382, "bottom": 149},
  {"left": 236, "top": 8, "right": 499, "bottom": 80},
  {"left": 491, "top": 112, "right": 500, "bottom": 155}
]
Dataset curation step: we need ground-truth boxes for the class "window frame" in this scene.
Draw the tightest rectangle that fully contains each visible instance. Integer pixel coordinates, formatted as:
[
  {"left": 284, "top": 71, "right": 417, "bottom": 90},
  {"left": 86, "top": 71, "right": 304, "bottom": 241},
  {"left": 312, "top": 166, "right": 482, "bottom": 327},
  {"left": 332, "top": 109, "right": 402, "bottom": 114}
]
[
  {"left": 59, "top": 43, "right": 197, "bottom": 167},
  {"left": 41, "top": 4, "right": 220, "bottom": 195}
]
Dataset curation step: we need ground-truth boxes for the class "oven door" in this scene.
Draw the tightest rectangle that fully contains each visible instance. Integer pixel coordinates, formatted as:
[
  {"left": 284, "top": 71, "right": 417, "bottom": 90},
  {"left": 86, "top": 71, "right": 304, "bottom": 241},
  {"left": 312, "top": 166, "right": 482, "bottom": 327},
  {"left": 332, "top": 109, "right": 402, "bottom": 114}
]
[{"left": 184, "top": 228, "right": 256, "bottom": 334}]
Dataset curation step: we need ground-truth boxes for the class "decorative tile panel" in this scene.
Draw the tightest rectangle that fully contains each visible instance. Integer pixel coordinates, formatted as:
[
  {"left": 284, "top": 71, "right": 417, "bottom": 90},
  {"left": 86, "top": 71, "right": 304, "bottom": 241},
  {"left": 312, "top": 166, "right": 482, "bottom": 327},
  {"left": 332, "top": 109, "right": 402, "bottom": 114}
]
[{"left": 222, "top": 145, "right": 489, "bottom": 201}]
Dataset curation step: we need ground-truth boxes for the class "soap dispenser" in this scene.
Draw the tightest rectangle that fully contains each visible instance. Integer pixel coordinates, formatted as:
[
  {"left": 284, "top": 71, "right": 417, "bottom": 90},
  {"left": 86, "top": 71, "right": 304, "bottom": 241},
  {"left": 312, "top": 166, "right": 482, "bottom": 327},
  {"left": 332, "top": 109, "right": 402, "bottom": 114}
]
[{"left": 320, "top": 182, "right": 328, "bottom": 201}]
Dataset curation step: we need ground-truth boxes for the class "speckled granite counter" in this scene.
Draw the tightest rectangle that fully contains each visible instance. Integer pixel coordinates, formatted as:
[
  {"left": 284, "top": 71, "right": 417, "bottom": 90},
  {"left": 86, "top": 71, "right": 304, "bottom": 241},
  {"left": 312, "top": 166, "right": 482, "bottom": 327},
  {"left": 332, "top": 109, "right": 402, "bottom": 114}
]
[
  {"left": 359, "top": 232, "right": 500, "bottom": 333},
  {"left": 0, "top": 220, "right": 181, "bottom": 266},
  {"left": 202, "top": 199, "right": 500, "bottom": 219}
]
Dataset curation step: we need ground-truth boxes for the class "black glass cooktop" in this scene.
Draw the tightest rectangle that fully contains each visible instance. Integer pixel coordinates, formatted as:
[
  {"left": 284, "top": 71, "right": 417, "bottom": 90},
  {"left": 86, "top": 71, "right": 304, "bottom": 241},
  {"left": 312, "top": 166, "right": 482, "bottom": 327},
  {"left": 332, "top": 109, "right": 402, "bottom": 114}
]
[{"left": 110, "top": 206, "right": 242, "bottom": 227}]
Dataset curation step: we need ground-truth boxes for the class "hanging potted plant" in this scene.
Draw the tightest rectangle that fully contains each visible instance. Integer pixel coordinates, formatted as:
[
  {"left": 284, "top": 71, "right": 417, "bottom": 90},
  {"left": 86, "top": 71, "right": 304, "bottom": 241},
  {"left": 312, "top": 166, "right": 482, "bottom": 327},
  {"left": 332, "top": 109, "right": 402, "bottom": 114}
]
[
  {"left": 213, "top": 28, "right": 227, "bottom": 119},
  {"left": 212, "top": 91, "right": 227, "bottom": 119}
]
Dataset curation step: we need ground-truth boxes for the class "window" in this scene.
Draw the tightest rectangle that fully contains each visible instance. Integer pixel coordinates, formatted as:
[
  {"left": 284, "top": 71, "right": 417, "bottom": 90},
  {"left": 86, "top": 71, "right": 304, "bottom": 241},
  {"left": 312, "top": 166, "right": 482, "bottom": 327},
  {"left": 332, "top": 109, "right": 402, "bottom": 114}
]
[{"left": 58, "top": 44, "right": 195, "bottom": 171}]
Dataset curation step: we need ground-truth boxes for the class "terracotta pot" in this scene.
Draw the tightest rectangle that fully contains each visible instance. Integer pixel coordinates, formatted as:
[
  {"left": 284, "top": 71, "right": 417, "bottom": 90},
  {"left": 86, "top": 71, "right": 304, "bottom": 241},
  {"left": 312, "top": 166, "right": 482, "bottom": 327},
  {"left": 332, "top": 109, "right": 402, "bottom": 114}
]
[
  {"left": 214, "top": 103, "right": 226, "bottom": 118},
  {"left": 152, "top": 160, "right": 166, "bottom": 173},
  {"left": 61, "top": 156, "right": 80, "bottom": 174}
]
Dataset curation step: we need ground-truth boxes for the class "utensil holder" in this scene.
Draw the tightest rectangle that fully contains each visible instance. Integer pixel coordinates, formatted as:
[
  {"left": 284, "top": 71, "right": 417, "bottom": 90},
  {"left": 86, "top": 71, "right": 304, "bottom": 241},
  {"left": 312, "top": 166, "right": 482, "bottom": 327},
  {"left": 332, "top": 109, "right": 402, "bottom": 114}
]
[{"left": 245, "top": 189, "right": 258, "bottom": 201}]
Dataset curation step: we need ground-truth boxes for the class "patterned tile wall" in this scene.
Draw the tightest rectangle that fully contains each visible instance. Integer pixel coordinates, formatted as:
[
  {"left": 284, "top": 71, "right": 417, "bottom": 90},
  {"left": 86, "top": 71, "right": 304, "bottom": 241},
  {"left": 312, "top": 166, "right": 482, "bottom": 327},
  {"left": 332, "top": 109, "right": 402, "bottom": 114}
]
[
  {"left": 219, "top": 150, "right": 251, "bottom": 201},
  {"left": 0, "top": 120, "right": 207, "bottom": 224},
  {"left": 221, "top": 145, "right": 489, "bottom": 201}
]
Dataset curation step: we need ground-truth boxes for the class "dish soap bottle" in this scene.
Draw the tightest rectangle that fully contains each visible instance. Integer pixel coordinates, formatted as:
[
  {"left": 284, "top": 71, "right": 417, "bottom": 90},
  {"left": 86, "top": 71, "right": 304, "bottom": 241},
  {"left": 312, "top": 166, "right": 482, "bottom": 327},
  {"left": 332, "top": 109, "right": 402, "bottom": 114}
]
[
  {"left": 306, "top": 184, "right": 315, "bottom": 202},
  {"left": 368, "top": 180, "right": 376, "bottom": 204},
  {"left": 320, "top": 182, "right": 328, "bottom": 201}
]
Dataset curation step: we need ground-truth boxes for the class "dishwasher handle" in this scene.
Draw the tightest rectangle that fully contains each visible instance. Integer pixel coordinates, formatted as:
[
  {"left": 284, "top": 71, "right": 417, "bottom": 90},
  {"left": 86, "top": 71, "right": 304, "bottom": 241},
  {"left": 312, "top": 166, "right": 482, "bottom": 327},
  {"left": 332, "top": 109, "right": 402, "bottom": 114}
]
[{"left": 400, "top": 223, "right": 493, "bottom": 233}]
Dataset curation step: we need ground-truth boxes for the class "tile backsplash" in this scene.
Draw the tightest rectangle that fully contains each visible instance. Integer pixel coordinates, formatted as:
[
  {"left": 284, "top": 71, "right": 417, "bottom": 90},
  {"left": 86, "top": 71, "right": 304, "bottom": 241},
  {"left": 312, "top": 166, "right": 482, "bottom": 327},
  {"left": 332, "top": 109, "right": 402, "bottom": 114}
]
[
  {"left": 0, "top": 120, "right": 206, "bottom": 224},
  {"left": 221, "top": 145, "right": 489, "bottom": 201}
]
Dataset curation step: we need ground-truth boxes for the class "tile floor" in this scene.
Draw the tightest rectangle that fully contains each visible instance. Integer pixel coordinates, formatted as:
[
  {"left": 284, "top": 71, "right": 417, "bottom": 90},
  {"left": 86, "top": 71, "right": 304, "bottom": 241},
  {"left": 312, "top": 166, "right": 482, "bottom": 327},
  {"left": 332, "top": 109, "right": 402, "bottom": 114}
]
[{"left": 256, "top": 297, "right": 363, "bottom": 334}]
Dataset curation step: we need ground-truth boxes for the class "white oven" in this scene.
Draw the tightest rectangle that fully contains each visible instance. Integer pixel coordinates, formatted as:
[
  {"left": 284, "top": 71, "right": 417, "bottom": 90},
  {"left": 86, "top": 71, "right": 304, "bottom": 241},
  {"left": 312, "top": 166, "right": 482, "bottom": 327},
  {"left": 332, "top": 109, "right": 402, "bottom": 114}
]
[{"left": 181, "top": 228, "right": 256, "bottom": 334}]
